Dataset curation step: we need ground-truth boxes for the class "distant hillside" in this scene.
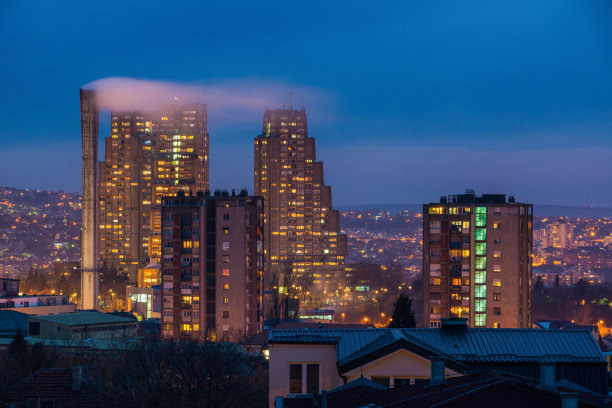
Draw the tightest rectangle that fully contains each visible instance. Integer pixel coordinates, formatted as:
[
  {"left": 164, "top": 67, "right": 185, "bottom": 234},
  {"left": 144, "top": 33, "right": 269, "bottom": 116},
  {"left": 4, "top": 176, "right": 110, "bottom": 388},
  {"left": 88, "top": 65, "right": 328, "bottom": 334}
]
[{"left": 337, "top": 203, "right": 612, "bottom": 219}]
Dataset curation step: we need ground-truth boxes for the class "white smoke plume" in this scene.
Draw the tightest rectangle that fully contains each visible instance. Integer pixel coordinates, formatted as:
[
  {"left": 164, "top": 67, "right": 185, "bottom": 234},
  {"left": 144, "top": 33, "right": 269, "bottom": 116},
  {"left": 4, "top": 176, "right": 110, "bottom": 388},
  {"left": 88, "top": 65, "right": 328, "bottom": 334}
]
[{"left": 83, "top": 77, "right": 330, "bottom": 121}]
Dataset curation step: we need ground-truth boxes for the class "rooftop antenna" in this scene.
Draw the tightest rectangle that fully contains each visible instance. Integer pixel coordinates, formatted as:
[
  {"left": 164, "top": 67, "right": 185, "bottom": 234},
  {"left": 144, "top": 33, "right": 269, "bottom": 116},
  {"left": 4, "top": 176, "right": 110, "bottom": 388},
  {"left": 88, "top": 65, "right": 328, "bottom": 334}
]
[{"left": 289, "top": 91, "right": 293, "bottom": 109}]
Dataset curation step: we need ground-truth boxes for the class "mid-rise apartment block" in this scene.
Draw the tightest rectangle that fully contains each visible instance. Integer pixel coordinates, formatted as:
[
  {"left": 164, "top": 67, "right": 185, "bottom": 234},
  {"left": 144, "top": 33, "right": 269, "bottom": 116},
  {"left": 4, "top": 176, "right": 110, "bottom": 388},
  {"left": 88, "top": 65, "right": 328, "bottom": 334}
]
[
  {"left": 254, "top": 107, "right": 346, "bottom": 294},
  {"left": 423, "top": 191, "right": 532, "bottom": 328},
  {"left": 542, "top": 221, "right": 574, "bottom": 249},
  {"left": 98, "top": 103, "right": 209, "bottom": 280},
  {"left": 161, "top": 190, "right": 263, "bottom": 340}
]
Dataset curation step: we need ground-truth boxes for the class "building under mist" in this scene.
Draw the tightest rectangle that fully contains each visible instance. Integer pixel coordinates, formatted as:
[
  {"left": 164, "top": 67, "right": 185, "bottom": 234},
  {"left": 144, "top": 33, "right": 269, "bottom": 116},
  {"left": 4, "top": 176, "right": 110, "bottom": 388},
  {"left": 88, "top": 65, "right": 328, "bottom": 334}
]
[
  {"left": 98, "top": 103, "right": 209, "bottom": 280},
  {"left": 254, "top": 107, "right": 347, "bottom": 300},
  {"left": 423, "top": 191, "right": 532, "bottom": 328}
]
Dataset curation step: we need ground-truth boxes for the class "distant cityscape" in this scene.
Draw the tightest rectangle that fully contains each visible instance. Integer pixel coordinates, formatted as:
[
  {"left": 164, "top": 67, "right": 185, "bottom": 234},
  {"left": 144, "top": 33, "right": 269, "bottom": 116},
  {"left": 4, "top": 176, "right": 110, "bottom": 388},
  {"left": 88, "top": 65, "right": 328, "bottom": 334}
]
[{"left": 4, "top": 185, "right": 612, "bottom": 327}]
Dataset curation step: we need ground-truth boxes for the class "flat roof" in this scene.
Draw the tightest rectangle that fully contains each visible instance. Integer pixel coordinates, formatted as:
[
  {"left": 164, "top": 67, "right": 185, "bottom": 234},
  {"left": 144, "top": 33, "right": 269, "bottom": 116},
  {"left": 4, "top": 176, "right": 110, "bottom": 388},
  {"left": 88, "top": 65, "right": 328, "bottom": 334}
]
[{"left": 30, "top": 311, "right": 136, "bottom": 326}]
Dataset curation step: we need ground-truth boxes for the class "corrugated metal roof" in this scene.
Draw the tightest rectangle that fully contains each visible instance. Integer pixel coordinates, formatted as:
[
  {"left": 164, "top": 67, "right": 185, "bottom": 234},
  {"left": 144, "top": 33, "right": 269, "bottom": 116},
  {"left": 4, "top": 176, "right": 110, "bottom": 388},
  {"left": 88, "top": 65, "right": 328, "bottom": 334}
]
[
  {"left": 268, "top": 327, "right": 606, "bottom": 364},
  {"left": 30, "top": 311, "right": 136, "bottom": 326},
  {"left": 0, "top": 310, "right": 28, "bottom": 336}
]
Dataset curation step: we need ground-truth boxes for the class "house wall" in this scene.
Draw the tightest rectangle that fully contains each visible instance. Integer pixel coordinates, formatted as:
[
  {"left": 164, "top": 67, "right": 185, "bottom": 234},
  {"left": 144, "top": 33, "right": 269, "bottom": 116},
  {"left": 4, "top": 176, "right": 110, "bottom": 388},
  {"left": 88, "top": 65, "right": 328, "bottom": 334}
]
[
  {"left": 343, "top": 349, "right": 457, "bottom": 384},
  {"left": 269, "top": 343, "right": 341, "bottom": 408}
]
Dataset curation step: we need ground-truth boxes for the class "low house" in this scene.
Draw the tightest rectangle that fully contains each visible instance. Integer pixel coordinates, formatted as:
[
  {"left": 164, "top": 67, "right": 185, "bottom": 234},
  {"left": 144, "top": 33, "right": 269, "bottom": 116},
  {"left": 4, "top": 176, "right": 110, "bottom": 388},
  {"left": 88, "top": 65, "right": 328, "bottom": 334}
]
[
  {"left": 268, "top": 318, "right": 607, "bottom": 407},
  {"left": 28, "top": 311, "right": 138, "bottom": 342}
]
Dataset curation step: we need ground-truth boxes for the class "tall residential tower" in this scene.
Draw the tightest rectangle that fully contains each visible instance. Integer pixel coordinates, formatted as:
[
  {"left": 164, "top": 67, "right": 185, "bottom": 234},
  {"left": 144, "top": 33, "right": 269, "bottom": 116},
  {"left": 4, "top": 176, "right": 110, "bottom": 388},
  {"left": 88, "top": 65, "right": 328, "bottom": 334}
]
[
  {"left": 423, "top": 191, "right": 532, "bottom": 328},
  {"left": 254, "top": 107, "right": 346, "bottom": 297},
  {"left": 98, "top": 102, "right": 209, "bottom": 279}
]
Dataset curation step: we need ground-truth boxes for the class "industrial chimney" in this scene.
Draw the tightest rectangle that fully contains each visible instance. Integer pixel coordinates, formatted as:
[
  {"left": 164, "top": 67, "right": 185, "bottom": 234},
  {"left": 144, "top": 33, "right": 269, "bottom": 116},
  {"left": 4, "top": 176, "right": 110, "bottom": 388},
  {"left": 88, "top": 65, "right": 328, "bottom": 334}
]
[{"left": 80, "top": 89, "right": 99, "bottom": 310}]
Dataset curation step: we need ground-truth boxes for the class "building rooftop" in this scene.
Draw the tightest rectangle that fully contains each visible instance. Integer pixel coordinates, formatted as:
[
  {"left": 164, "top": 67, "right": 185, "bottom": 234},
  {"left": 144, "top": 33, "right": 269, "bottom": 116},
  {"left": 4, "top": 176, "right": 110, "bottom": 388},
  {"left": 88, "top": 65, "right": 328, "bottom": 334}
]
[
  {"left": 30, "top": 311, "right": 136, "bottom": 326},
  {"left": 268, "top": 325, "right": 606, "bottom": 365},
  {"left": 0, "top": 310, "right": 28, "bottom": 337},
  {"left": 279, "top": 371, "right": 608, "bottom": 408}
]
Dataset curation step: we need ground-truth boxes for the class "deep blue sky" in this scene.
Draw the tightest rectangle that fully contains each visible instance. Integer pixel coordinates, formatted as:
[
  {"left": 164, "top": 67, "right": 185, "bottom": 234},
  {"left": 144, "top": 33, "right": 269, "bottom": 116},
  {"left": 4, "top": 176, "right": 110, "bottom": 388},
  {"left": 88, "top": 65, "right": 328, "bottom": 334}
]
[{"left": 1, "top": 1, "right": 611, "bottom": 206}]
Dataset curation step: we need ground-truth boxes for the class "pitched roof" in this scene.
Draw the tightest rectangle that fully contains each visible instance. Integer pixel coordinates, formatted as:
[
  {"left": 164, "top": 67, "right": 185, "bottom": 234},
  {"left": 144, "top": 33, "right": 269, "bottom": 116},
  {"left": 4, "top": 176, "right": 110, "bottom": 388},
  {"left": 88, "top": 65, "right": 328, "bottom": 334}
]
[
  {"left": 268, "top": 327, "right": 606, "bottom": 364},
  {"left": 0, "top": 310, "right": 28, "bottom": 337},
  {"left": 30, "top": 311, "right": 137, "bottom": 326},
  {"left": 280, "top": 371, "right": 608, "bottom": 408},
  {"left": 1, "top": 368, "right": 112, "bottom": 408}
]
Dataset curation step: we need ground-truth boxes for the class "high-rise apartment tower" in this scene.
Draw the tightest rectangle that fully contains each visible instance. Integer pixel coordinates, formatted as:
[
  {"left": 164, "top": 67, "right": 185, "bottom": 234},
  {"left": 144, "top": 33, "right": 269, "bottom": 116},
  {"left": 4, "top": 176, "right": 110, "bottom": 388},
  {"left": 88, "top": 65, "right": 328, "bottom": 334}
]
[
  {"left": 98, "top": 102, "right": 209, "bottom": 280},
  {"left": 254, "top": 108, "right": 346, "bottom": 295},
  {"left": 161, "top": 190, "right": 264, "bottom": 340},
  {"left": 423, "top": 191, "right": 532, "bottom": 329}
]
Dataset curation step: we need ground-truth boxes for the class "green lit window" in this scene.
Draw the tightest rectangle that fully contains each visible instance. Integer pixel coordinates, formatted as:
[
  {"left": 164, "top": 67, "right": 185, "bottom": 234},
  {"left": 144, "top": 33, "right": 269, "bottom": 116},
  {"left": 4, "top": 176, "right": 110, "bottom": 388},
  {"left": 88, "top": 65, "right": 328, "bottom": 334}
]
[
  {"left": 475, "top": 214, "right": 487, "bottom": 227},
  {"left": 475, "top": 243, "right": 486, "bottom": 256},
  {"left": 475, "top": 256, "right": 486, "bottom": 270},
  {"left": 475, "top": 228, "right": 486, "bottom": 241},
  {"left": 475, "top": 299, "right": 486, "bottom": 312},
  {"left": 474, "top": 314, "right": 486, "bottom": 327},
  {"left": 475, "top": 284, "right": 486, "bottom": 297},
  {"left": 475, "top": 207, "right": 487, "bottom": 214},
  {"left": 475, "top": 270, "right": 486, "bottom": 284}
]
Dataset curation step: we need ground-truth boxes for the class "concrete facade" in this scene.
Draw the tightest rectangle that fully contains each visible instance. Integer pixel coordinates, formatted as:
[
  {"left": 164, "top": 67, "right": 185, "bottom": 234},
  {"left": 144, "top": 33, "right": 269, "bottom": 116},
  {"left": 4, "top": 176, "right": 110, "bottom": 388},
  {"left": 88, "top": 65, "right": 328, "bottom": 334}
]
[
  {"left": 423, "top": 192, "right": 533, "bottom": 328},
  {"left": 80, "top": 89, "right": 99, "bottom": 310}
]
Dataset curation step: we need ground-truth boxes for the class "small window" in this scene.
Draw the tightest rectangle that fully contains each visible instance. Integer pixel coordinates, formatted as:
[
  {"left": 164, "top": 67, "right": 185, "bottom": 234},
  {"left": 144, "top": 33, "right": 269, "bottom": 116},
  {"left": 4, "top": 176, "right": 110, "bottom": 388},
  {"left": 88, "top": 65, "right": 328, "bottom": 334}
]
[
  {"left": 223, "top": 227, "right": 229, "bottom": 235},
  {"left": 494, "top": 307, "right": 501, "bottom": 315},
  {"left": 223, "top": 297, "right": 229, "bottom": 304},
  {"left": 306, "top": 364, "right": 320, "bottom": 394},
  {"left": 222, "top": 213, "right": 230, "bottom": 221},
  {"left": 493, "top": 265, "right": 501, "bottom": 272},
  {"left": 222, "top": 268, "right": 230, "bottom": 276},
  {"left": 29, "top": 322, "right": 40, "bottom": 336},
  {"left": 493, "top": 293, "right": 502, "bottom": 301},
  {"left": 493, "top": 222, "right": 501, "bottom": 229},
  {"left": 493, "top": 251, "right": 501, "bottom": 258},
  {"left": 223, "top": 311, "right": 229, "bottom": 318},
  {"left": 223, "top": 283, "right": 229, "bottom": 291},
  {"left": 494, "top": 322, "right": 501, "bottom": 328},
  {"left": 222, "top": 255, "right": 230, "bottom": 263},
  {"left": 222, "top": 242, "right": 230, "bottom": 250},
  {"left": 430, "top": 278, "right": 441, "bottom": 286},
  {"left": 493, "top": 279, "right": 501, "bottom": 287},
  {"left": 289, "top": 364, "right": 302, "bottom": 394}
]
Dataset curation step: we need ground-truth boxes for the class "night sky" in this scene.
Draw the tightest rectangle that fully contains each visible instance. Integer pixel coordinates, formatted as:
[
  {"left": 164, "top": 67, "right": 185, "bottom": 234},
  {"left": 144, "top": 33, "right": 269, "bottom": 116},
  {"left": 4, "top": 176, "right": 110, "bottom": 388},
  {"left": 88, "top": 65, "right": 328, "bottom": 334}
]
[{"left": 1, "top": 1, "right": 611, "bottom": 206}]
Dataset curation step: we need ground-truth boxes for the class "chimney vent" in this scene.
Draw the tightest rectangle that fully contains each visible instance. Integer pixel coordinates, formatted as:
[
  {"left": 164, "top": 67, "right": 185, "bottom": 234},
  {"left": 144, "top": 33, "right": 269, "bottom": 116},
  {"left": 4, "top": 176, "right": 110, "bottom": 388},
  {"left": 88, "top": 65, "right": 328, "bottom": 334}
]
[
  {"left": 561, "top": 392, "right": 578, "bottom": 408},
  {"left": 72, "top": 367, "right": 82, "bottom": 391},
  {"left": 539, "top": 362, "right": 556, "bottom": 389},
  {"left": 429, "top": 356, "right": 446, "bottom": 386}
]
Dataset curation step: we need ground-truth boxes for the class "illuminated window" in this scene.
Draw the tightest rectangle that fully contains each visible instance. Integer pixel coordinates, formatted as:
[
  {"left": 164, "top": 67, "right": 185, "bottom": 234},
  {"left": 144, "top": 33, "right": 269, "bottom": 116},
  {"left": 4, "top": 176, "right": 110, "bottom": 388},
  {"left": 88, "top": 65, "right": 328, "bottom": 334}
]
[
  {"left": 223, "top": 227, "right": 229, "bottom": 235},
  {"left": 493, "top": 222, "right": 501, "bottom": 229},
  {"left": 475, "top": 299, "right": 486, "bottom": 313},
  {"left": 462, "top": 221, "right": 470, "bottom": 229},
  {"left": 222, "top": 255, "right": 230, "bottom": 263},
  {"left": 493, "top": 251, "right": 501, "bottom": 258},
  {"left": 475, "top": 285, "right": 486, "bottom": 298},
  {"left": 430, "top": 278, "right": 441, "bottom": 286},
  {"left": 223, "top": 297, "right": 229, "bottom": 304},
  {"left": 493, "top": 322, "right": 501, "bottom": 328},
  {"left": 472, "top": 223, "right": 486, "bottom": 239},
  {"left": 493, "top": 293, "right": 501, "bottom": 301},
  {"left": 452, "top": 278, "right": 461, "bottom": 286},
  {"left": 493, "top": 265, "right": 501, "bottom": 272},
  {"left": 222, "top": 242, "right": 229, "bottom": 250},
  {"left": 493, "top": 279, "right": 501, "bottom": 287},
  {"left": 475, "top": 270, "right": 486, "bottom": 284},
  {"left": 222, "top": 268, "right": 230, "bottom": 276},
  {"left": 223, "top": 283, "right": 229, "bottom": 291},
  {"left": 475, "top": 257, "right": 486, "bottom": 270},
  {"left": 475, "top": 243, "right": 486, "bottom": 256},
  {"left": 474, "top": 314, "right": 486, "bottom": 327}
]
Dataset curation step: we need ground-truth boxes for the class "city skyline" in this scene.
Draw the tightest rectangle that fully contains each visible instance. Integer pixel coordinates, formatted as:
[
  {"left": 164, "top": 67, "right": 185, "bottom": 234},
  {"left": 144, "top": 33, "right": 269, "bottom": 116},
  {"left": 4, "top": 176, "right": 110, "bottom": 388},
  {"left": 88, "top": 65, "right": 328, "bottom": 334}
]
[{"left": 2, "top": 1, "right": 612, "bottom": 207}]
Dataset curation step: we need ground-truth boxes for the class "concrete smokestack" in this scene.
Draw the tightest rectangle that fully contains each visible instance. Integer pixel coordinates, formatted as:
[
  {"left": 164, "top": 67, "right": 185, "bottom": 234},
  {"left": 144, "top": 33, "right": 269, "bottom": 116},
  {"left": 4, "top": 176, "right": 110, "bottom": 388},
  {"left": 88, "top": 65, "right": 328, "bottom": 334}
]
[{"left": 80, "top": 89, "right": 99, "bottom": 310}]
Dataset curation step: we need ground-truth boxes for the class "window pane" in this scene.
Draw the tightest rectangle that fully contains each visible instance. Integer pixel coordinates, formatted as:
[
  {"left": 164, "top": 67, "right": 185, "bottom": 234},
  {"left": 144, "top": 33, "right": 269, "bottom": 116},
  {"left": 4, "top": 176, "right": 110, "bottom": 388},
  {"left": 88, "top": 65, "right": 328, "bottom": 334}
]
[
  {"left": 289, "top": 364, "right": 302, "bottom": 393},
  {"left": 306, "top": 364, "right": 319, "bottom": 393}
]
